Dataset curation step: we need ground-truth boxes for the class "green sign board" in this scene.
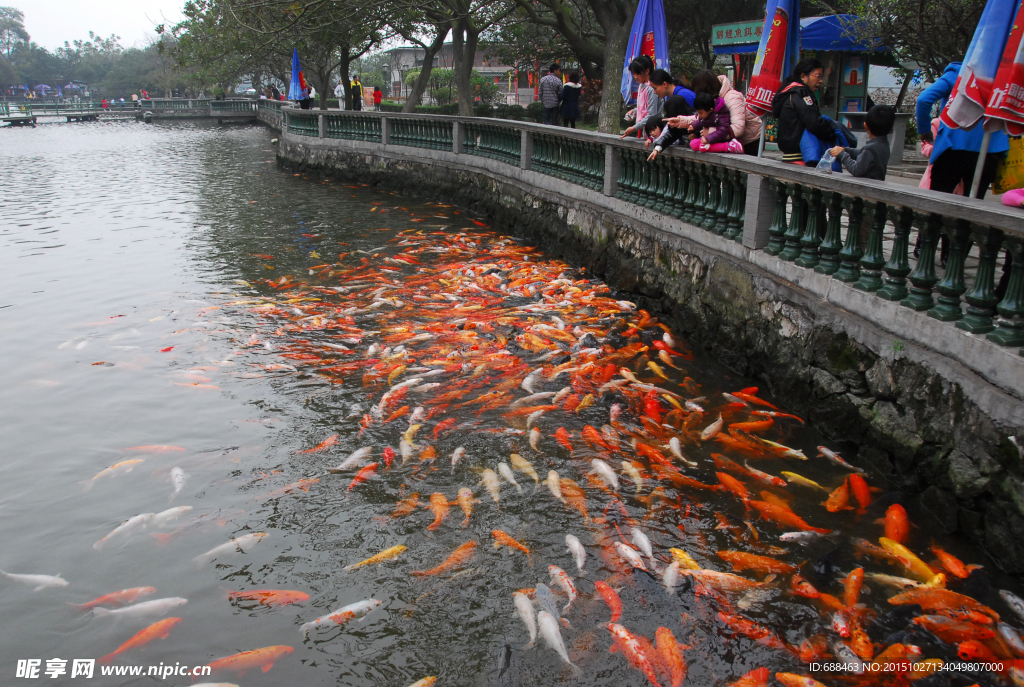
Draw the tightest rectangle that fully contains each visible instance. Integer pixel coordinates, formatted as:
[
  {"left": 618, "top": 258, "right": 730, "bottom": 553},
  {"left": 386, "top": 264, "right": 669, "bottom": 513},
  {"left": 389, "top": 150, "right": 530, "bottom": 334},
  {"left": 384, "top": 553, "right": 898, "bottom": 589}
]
[{"left": 711, "top": 20, "right": 763, "bottom": 47}]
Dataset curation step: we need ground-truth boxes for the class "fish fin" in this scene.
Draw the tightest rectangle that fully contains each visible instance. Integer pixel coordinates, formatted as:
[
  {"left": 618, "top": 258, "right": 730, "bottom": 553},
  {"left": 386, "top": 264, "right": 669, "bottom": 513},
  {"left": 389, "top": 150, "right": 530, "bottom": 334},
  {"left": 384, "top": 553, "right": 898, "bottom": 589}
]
[{"left": 262, "top": 663, "right": 274, "bottom": 672}]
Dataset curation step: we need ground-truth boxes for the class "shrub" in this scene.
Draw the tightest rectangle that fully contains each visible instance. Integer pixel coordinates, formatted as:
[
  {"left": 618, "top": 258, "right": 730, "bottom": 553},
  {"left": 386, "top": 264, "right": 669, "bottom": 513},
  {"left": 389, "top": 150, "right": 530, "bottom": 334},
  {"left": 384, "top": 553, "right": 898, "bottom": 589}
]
[
  {"left": 473, "top": 103, "right": 494, "bottom": 117},
  {"left": 494, "top": 104, "right": 525, "bottom": 120},
  {"left": 379, "top": 101, "right": 403, "bottom": 112},
  {"left": 526, "top": 101, "right": 544, "bottom": 123}
]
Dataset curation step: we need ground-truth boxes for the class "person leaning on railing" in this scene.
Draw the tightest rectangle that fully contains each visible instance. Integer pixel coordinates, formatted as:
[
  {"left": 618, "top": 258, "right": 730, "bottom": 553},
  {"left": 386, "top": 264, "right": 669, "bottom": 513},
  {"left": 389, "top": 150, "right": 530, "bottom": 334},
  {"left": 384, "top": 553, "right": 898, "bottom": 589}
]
[{"left": 770, "top": 59, "right": 837, "bottom": 165}]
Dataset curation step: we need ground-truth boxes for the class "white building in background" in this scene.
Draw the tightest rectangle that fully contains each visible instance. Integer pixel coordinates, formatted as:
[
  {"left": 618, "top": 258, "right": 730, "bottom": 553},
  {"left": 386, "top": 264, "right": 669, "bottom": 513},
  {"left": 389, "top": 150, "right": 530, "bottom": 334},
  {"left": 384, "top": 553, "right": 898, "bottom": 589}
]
[{"left": 380, "top": 44, "right": 536, "bottom": 105}]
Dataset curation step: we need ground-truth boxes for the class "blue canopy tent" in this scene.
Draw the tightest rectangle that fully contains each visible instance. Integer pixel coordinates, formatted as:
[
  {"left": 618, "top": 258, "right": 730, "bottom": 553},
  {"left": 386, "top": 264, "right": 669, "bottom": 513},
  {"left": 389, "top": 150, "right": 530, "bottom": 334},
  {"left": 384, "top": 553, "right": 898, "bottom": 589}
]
[{"left": 713, "top": 15, "right": 884, "bottom": 55}]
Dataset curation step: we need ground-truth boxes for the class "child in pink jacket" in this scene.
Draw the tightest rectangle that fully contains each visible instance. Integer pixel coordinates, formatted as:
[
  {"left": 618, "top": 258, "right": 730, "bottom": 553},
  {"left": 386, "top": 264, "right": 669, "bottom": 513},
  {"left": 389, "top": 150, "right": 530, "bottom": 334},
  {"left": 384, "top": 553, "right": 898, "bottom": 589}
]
[{"left": 688, "top": 92, "right": 743, "bottom": 153}]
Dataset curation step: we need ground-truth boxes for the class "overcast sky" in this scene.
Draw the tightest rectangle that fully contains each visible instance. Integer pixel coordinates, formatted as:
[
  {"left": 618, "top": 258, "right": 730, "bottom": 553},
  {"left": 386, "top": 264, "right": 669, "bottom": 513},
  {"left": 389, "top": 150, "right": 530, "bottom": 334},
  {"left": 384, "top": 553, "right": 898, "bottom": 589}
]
[{"left": 21, "top": 0, "right": 185, "bottom": 50}]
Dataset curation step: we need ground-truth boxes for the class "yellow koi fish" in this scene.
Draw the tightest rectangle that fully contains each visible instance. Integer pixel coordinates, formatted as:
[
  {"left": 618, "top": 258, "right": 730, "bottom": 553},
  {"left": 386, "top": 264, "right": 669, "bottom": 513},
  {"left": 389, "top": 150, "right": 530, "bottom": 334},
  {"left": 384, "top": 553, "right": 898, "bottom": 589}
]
[{"left": 344, "top": 545, "right": 407, "bottom": 571}]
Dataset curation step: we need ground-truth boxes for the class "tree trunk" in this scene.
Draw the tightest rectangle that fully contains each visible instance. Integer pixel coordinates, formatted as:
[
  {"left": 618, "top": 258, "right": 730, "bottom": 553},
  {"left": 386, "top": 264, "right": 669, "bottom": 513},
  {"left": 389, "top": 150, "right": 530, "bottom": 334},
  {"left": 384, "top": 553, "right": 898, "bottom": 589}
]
[
  {"left": 597, "top": 20, "right": 629, "bottom": 133},
  {"left": 338, "top": 50, "right": 352, "bottom": 109},
  {"left": 894, "top": 70, "right": 913, "bottom": 111},
  {"left": 452, "top": 20, "right": 479, "bottom": 116},
  {"left": 403, "top": 25, "right": 450, "bottom": 113}
]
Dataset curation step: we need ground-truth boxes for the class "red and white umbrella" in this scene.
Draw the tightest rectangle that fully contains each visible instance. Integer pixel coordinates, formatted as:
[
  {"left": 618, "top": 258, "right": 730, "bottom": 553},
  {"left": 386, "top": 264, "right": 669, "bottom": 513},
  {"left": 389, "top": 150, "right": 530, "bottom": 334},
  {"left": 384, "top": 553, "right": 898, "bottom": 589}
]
[
  {"left": 983, "top": 0, "right": 1024, "bottom": 135},
  {"left": 939, "top": 0, "right": 1024, "bottom": 195}
]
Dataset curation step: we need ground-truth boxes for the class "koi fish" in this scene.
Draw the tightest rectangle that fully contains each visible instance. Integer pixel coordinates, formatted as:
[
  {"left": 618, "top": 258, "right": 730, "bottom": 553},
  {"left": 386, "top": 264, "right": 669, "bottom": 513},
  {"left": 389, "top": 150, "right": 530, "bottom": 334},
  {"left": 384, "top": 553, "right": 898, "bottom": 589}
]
[
  {"left": 728, "top": 667, "right": 771, "bottom": 687},
  {"left": 227, "top": 589, "right": 310, "bottom": 606},
  {"left": 559, "top": 478, "right": 589, "bottom": 522},
  {"left": 750, "top": 501, "right": 831, "bottom": 534},
  {"left": 88, "top": 459, "right": 144, "bottom": 485},
  {"left": 71, "top": 587, "right": 156, "bottom": 610},
  {"left": 879, "top": 503, "right": 910, "bottom": 543},
  {"left": 426, "top": 493, "right": 450, "bottom": 531},
  {"left": 300, "top": 599, "right": 383, "bottom": 636},
  {"left": 555, "top": 427, "right": 573, "bottom": 452},
  {"left": 457, "top": 488, "right": 477, "bottom": 526},
  {"left": 717, "top": 551, "right": 796, "bottom": 575},
  {"left": 513, "top": 591, "right": 537, "bottom": 648},
  {"left": 929, "top": 544, "right": 969, "bottom": 579},
  {"left": 879, "top": 537, "right": 941, "bottom": 582},
  {"left": 493, "top": 530, "right": 531, "bottom": 564},
  {"left": 297, "top": 434, "right": 338, "bottom": 453},
  {"left": 655, "top": 626, "right": 687, "bottom": 687},
  {"left": 193, "top": 533, "right": 267, "bottom": 567},
  {"left": 410, "top": 541, "right": 477, "bottom": 576},
  {"left": 99, "top": 617, "right": 181, "bottom": 664},
  {"left": 549, "top": 565, "right": 578, "bottom": 611},
  {"left": 481, "top": 469, "right": 501, "bottom": 504},
  {"left": 539, "top": 611, "right": 581, "bottom": 674},
  {"left": 547, "top": 471, "right": 565, "bottom": 503},
  {"left": 347, "top": 463, "right": 378, "bottom": 492},
  {"left": 0, "top": 570, "right": 68, "bottom": 591},
  {"left": 510, "top": 453, "right": 539, "bottom": 485},
  {"left": 565, "top": 535, "right": 586, "bottom": 574},
  {"left": 391, "top": 493, "right": 421, "bottom": 518},
  {"left": 607, "top": 622, "right": 661, "bottom": 687},
  {"left": 781, "top": 471, "right": 828, "bottom": 491},
  {"left": 817, "top": 446, "right": 865, "bottom": 473},
  {"left": 594, "top": 580, "right": 623, "bottom": 622},
  {"left": 717, "top": 612, "right": 789, "bottom": 650}
]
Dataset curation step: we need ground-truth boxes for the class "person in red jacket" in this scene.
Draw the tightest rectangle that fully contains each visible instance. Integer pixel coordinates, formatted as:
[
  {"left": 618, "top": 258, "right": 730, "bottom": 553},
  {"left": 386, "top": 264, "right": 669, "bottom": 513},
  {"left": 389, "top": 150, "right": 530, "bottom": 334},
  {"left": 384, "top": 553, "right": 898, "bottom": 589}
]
[{"left": 373, "top": 87, "right": 382, "bottom": 111}]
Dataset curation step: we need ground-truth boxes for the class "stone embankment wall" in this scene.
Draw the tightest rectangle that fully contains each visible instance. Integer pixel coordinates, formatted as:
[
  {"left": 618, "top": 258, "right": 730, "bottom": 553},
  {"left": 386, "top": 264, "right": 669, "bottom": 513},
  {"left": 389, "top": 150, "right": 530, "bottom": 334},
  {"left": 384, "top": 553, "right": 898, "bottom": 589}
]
[{"left": 276, "top": 133, "right": 1024, "bottom": 573}]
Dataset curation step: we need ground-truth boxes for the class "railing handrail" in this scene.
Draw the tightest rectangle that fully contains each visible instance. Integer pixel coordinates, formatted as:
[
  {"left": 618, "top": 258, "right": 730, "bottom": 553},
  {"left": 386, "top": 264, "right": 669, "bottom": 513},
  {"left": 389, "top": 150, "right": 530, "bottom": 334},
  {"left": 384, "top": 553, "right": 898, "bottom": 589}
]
[{"left": 280, "top": 106, "right": 1022, "bottom": 237}]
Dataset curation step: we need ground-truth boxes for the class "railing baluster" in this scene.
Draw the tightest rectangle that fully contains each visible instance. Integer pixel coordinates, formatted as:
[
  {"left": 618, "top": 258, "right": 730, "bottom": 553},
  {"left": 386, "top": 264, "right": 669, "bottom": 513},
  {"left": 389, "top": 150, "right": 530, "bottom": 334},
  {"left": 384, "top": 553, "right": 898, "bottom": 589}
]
[
  {"left": 878, "top": 206, "right": 913, "bottom": 301},
  {"left": 834, "top": 197, "right": 864, "bottom": 282},
  {"left": 853, "top": 201, "right": 887, "bottom": 291},
  {"left": 902, "top": 213, "right": 941, "bottom": 310},
  {"left": 815, "top": 192, "right": 844, "bottom": 274},
  {"left": 725, "top": 171, "right": 744, "bottom": 241},
  {"left": 691, "top": 164, "right": 707, "bottom": 226},
  {"left": 702, "top": 167, "right": 720, "bottom": 231},
  {"left": 795, "top": 188, "right": 823, "bottom": 267},
  {"left": 956, "top": 228, "right": 1004, "bottom": 334},
  {"left": 928, "top": 219, "right": 971, "bottom": 321},
  {"left": 987, "top": 238, "right": 1024, "bottom": 346},
  {"left": 714, "top": 168, "right": 732, "bottom": 235},
  {"left": 779, "top": 183, "right": 804, "bottom": 261},
  {"left": 763, "top": 180, "right": 788, "bottom": 256}
]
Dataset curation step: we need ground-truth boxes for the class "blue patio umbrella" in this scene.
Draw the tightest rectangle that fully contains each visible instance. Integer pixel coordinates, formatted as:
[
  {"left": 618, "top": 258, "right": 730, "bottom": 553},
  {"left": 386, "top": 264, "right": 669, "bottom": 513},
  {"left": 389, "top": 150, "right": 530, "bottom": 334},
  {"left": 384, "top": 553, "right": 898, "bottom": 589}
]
[
  {"left": 620, "top": 0, "right": 670, "bottom": 104},
  {"left": 288, "top": 49, "right": 304, "bottom": 100}
]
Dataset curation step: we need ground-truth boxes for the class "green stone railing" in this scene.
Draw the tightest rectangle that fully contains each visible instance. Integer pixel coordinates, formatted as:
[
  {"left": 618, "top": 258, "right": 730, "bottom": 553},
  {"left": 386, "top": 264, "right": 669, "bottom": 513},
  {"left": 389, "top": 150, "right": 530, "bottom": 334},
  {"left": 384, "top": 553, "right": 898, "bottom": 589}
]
[
  {"left": 391, "top": 118, "right": 453, "bottom": 151},
  {"left": 273, "top": 108, "right": 1024, "bottom": 361},
  {"left": 210, "top": 100, "right": 255, "bottom": 113},
  {"left": 463, "top": 122, "right": 521, "bottom": 167},
  {"left": 325, "top": 113, "right": 381, "bottom": 142},
  {"left": 531, "top": 133, "right": 604, "bottom": 191},
  {"left": 286, "top": 110, "right": 319, "bottom": 137}
]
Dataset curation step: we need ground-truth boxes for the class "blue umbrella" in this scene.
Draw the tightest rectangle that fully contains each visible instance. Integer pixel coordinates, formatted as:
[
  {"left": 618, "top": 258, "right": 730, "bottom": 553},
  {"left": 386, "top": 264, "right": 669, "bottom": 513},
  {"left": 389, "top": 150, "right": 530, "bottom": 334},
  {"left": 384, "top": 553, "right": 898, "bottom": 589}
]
[
  {"left": 288, "top": 49, "right": 304, "bottom": 100},
  {"left": 745, "top": 0, "right": 801, "bottom": 117},
  {"left": 620, "top": 0, "right": 670, "bottom": 104}
]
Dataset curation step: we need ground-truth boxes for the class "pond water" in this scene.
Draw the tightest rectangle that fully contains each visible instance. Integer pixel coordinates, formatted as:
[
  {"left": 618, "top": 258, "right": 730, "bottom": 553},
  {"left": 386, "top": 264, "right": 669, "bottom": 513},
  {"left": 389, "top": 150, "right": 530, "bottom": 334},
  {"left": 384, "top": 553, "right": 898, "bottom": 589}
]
[{"left": 1, "top": 119, "right": 1021, "bottom": 687}]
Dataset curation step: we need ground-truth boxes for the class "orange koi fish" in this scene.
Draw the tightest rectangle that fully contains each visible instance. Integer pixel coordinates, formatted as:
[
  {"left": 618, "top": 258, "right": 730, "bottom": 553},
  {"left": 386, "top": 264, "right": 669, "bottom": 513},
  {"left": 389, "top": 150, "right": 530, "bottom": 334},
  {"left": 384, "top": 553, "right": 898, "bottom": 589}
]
[
  {"left": 555, "top": 427, "right": 574, "bottom": 452},
  {"left": 848, "top": 474, "right": 871, "bottom": 514},
  {"left": 789, "top": 575, "right": 820, "bottom": 599},
  {"left": 750, "top": 501, "right": 831, "bottom": 534},
  {"left": 655, "top": 627, "right": 687, "bottom": 687},
  {"left": 409, "top": 540, "right": 477, "bottom": 576},
  {"left": 728, "top": 418, "right": 775, "bottom": 434},
  {"left": 227, "top": 589, "right": 310, "bottom": 606},
  {"left": 716, "top": 472, "right": 750, "bottom": 505},
  {"left": 929, "top": 544, "right": 969, "bottom": 579},
  {"left": 608, "top": 623, "right": 662, "bottom": 687},
  {"left": 261, "top": 478, "right": 319, "bottom": 500},
  {"left": 71, "top": 586, "right": 156, "bottom": 610},
  {"left": 205, "top": 645, "right": 294, "bottom": 676},
  {"left": 594, "top": 580, "right": 623, "bottom": 622},
  {"left": 390, "top": 493, "right": 421, "bottom": 518},
  {"left": 386, "top": 405, "right": 410, "bottom": 423},
  {"left": 731, "top": 388, "right": 779, "bottom": 410},
  {"left": 775, "top": 674, "right": 827, "bottom": 687},
  {"left": 718, "top": 612, "right": 789, "bottom": 650},
  {"left": 843, "top": 568, "right": 864, "bottom": 607},
  {"left": 426, "top": 493, "right": 450, "bottom": 531},
  {"left": 879, "top": 503, "right": 910, "bottom": 543},
  {"left": 582, "top": 425, "right": 613, "bottom": 452},
  {"left": 912, "top": 615, "right": 995, "bottom": 643},
  {"left": 347, "top": 463, "right": 378, "bottom": 492},
  {"left": 555, "top": 478, "right": 588, "bottom": 522},
  {"left": 433, "top": 417, "right": 458, "bottom": 440},
  {"left": 729, "top": 667, "right": 771, "bottom": 687},
  {"left": 297, "top": 434, "right": 338, "bottom": 453},
  {"left": 457, "top": 487, "right": 477, "bottom": 526},
  {"left": 823, "top": 478, "right": 854, "bottom": 512},
  {"left": 887, "top": 589, "right": 999, "bottom": 620},
  {"left": 682, "top": 569, "right": 764, "bottom": 593},
  {"left": 717, "top": 551, "right": 796, "bottom": 575},
  {"left": 492, "top": 530, "right": 532, "bottom": 564},
  {"left": 99, "top": 617, "right": 181, "bottom": 664}
]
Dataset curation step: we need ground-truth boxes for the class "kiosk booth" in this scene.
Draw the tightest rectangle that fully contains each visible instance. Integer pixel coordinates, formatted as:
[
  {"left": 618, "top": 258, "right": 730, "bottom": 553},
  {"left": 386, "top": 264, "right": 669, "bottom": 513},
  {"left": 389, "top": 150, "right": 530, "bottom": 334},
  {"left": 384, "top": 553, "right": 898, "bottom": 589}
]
[{"left": 711, "top": 15, "right": 911, "bottom": 164}]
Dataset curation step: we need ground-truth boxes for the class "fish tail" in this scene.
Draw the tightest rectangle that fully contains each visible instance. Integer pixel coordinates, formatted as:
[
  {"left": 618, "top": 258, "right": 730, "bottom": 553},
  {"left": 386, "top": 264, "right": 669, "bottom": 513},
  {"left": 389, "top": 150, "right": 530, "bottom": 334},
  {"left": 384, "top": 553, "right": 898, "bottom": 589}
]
[{"left": 97, "top": 653, "right": 116, "bottom": 665}]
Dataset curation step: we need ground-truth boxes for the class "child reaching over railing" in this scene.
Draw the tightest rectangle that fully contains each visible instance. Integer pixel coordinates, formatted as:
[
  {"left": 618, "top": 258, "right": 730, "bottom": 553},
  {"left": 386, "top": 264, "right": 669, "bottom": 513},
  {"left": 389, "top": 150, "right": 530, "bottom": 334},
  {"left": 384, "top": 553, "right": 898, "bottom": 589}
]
[{"left": 687, "top": 93, "right": 743, "bottom": 154}]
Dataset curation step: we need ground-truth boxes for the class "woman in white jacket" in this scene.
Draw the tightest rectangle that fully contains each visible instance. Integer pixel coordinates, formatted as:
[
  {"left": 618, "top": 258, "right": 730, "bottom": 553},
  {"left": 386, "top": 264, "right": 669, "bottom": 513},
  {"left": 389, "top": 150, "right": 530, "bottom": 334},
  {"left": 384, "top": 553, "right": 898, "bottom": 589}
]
[{"left": 666, "top": 70, "right": 763, "bottom": 156}]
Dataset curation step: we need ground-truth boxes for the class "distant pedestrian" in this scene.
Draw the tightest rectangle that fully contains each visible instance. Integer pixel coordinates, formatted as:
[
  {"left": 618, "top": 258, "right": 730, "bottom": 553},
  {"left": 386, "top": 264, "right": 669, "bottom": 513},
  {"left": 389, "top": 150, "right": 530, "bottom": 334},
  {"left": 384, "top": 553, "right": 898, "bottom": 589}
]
[
  {"left": 271, "top": 86, "right": 281, "bottom": 100},
  {"left": 560, "top": 72, "right": 582, "bottom": 128},
  {"left": 539, "top": 64, "right": 563, "bottom": 125},
  {"left": 351, "top": 76, "right": 363, "bottom": 111},
  {"left": 334, "top": 82, "right": 346, "bottom": 109},
  {"left": 101, "top": 98, "right": 109, "bottom": 110},
  {"left": 119, "top": 97, "right": 125, "bottom": 108},
  {"left": 373, "top": 87, "right": 382, "bottom": 111}
]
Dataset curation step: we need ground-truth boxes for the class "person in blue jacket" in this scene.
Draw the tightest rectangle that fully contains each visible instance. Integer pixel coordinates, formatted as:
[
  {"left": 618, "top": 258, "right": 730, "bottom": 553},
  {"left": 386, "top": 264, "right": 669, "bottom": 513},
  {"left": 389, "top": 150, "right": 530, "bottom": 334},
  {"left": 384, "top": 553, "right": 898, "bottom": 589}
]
[{"left": 916, "top": 62, "right": 1009, "bottom": 199}]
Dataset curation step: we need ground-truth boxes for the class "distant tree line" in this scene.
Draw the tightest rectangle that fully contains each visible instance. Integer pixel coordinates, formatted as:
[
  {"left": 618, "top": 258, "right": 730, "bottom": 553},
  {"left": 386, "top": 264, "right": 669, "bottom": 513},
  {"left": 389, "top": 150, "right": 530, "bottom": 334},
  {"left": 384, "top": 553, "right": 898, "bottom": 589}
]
[{"left": 1, "top": 0, "right": 992, "bottom": 129}]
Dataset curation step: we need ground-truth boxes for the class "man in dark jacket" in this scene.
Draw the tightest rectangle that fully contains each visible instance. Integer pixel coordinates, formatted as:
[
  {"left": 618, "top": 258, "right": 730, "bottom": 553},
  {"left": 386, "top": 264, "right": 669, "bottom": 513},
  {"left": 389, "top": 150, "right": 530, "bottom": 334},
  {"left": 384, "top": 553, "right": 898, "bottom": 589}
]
[{"left": 771, "top": 59, "right": 836, "bottom": 164}]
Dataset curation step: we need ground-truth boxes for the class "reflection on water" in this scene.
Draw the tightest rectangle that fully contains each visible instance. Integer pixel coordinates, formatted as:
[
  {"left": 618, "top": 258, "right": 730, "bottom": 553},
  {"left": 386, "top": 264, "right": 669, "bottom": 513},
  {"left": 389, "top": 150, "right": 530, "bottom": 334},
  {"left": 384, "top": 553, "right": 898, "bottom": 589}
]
[{"left": 1, "top": 120, "right": 1022, "bottom": 687}]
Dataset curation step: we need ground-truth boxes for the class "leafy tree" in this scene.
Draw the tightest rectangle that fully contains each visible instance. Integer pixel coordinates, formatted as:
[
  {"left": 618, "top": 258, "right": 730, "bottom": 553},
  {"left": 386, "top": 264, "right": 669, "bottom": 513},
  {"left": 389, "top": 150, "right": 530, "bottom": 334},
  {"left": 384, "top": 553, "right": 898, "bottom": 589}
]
[
  {"left": 843, "top": 0, "right": 985, "bottom": 79},
  {"left": 0, "top": 6, "right": 28, "bottom": 59}
]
